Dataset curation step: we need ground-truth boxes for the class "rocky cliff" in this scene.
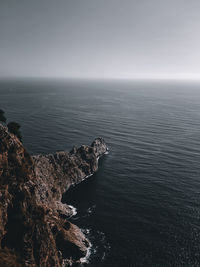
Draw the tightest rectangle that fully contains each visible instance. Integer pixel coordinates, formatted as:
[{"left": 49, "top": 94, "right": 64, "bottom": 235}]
[{"left": 0, "top": 124, "right": 108, "bottom": 266}]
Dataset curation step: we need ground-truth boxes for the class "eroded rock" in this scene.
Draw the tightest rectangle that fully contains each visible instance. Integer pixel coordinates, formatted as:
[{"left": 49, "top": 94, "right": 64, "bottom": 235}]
[{"left": 0, "top": 125, "right": 107, "bottom": 266}]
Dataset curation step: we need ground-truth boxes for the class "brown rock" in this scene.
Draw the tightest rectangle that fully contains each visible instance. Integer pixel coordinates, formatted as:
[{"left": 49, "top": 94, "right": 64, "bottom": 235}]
[{"left": 0, "top": 125, "right": 107, "bottom": 266}]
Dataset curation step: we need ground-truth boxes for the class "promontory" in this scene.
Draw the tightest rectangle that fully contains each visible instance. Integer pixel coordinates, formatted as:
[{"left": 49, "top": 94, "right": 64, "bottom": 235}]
[{"left": 0, "top": 124, "right": 108, "bottom": 266}]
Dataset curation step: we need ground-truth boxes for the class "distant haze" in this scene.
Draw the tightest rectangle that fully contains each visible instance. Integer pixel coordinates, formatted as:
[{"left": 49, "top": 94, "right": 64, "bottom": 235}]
[{"left": 1, "top": 0, "right": 200, "bottom": 80}]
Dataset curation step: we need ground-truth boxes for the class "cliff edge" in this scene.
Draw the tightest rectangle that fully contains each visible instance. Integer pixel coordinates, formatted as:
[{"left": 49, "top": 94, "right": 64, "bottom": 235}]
[{"left": 0, "top": 124, "right": 108, "bottom": 266}]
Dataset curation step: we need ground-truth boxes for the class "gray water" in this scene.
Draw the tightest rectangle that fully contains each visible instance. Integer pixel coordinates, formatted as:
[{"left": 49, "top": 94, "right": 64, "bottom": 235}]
[{"left": 1, "top": 79, "right": 200, "bottom": 266}]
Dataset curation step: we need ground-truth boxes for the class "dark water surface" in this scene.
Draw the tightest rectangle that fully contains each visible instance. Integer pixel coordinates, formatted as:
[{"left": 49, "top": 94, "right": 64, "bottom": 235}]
[{"left": 1, "top": 79, "right": 200, "bottom": 267}]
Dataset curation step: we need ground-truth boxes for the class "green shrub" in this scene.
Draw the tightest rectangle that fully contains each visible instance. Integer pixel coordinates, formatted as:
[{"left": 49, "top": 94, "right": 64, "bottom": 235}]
[
  {"left": 0, "top": 109, "right": 6, "bottom": 124},
  {"left": 7, "top": 122, "right": 22, "bottom": 141}
]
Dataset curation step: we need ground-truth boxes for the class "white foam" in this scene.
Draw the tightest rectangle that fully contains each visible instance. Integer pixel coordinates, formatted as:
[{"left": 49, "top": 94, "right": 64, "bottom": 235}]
[
  {"left": 68, "top": 205, "right": 77, "bottom": 217},
  {"left": 80, "top": 229, "right": 92, "bottom": 264},
  {"left": 81, "top": 228, "right": 91, "bottom": 235},
  {"left": 79, "top": 243, "right": 92, "bottom": 264},
  {"left": 85, "top": 173, "right": 93, "bottom": 179},
  {"left": 87, "top": 205, "right": 96, "bottom": 215}
]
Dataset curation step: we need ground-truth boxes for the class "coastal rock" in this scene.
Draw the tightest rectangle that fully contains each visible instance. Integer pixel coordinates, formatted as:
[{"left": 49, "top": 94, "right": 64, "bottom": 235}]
[
  {"left": 0, "top": 124, "right": 107, "bottom": 266},
  {"left": 32, "top": 137, "right": 108, "bottom": 217}
]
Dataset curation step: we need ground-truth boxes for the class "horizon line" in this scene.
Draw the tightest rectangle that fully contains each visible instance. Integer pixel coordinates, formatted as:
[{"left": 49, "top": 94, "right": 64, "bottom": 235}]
[{"left": 1, "top": 75, "right": 200, "bottom": 82}]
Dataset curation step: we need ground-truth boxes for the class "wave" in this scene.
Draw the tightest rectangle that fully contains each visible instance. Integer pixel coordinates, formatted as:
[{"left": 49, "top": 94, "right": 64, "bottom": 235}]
[
  {"left": 68, "top": 205, "right": 77, "bottom": 217},
  {"left": 79, "top": 228, "right": 111, "bottom": 265},
  {"left": 80, "top": 229, "right": 92, "bottom": 265}
]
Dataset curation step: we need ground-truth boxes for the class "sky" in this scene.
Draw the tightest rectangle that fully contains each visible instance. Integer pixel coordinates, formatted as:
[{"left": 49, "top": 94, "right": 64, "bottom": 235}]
[{"left": 0, "top": 0, "right": 200, "bottom": 80}]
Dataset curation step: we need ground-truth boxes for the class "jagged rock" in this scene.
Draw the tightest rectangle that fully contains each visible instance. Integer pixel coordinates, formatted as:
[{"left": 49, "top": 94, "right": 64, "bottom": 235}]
[{"left": 0, "top": 125, "right": 108, "bottom": 266}]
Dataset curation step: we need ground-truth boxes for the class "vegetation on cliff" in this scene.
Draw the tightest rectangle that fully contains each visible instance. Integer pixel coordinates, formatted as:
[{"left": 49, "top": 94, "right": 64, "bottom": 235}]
[
  {"left": 0, "top": 110, "right": 6, "bottom": 124},
  {"left": 0, "top": 109, "right": 22, "bottom": 141}
]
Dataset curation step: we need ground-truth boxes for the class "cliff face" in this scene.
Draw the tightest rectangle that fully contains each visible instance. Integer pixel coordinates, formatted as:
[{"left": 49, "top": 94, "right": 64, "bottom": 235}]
[{"left": 0, "top": 125, "right": 108, "bottom": 266}]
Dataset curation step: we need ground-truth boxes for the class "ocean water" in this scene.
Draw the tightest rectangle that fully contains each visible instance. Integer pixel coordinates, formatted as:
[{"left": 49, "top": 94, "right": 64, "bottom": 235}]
[{"left": 1, "top": 78, "right": 200, "bottom": 267}]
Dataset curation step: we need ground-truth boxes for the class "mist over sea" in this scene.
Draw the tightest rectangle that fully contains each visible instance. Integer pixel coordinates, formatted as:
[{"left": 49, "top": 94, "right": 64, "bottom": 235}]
[{"left": 1, "top": 79, "right": 200, "bottom": 267}]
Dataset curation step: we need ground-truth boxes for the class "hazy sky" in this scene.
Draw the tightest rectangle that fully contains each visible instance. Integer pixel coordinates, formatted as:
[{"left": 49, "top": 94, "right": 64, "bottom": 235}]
[{"left": 1, "top": 0, "right": 200, "bottom": 79}]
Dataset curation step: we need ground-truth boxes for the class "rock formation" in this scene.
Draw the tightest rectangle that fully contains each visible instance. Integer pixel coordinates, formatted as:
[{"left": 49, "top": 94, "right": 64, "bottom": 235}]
[{"left": 0, "top": 124, "right": 108, "bottom": 266}]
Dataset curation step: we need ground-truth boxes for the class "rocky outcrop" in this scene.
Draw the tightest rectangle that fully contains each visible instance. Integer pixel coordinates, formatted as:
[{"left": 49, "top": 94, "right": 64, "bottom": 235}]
[
  {"left": 33, "top": 137, "right": 108, "bottom": 218},
  {"left": 0, "top": 124, "right": 108, "bottom": 266}
]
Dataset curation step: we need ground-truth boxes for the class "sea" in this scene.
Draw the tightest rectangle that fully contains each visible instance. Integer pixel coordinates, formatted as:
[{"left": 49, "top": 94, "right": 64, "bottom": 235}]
[{"left": 1, "top": 78, "right": 200, "bottom": 267}]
